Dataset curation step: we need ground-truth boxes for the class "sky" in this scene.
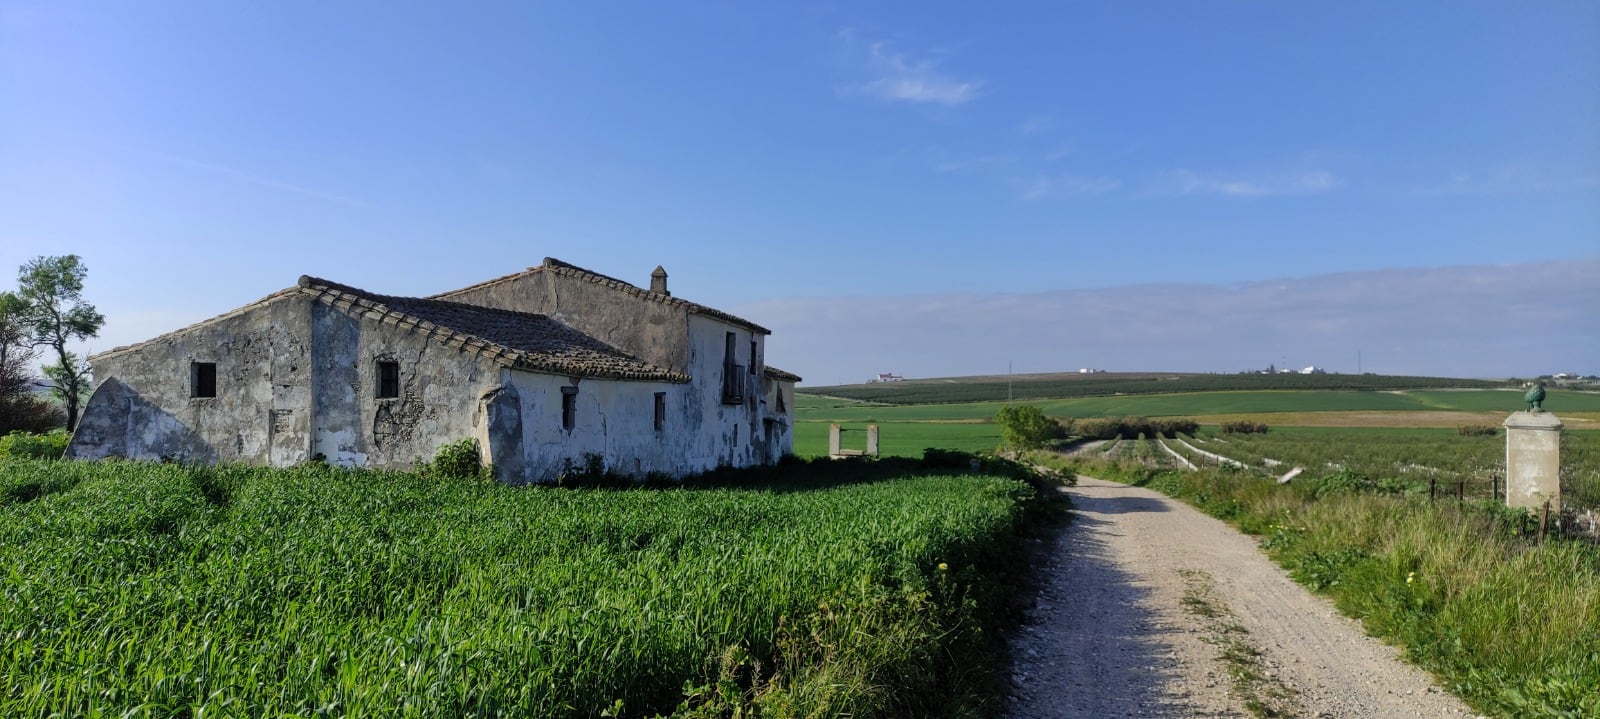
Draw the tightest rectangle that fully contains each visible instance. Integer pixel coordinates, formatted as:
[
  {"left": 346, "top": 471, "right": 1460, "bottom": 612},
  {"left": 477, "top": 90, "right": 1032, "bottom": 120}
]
[{"left": 2, "top": 1, "right": 1596, "bottom": 386}]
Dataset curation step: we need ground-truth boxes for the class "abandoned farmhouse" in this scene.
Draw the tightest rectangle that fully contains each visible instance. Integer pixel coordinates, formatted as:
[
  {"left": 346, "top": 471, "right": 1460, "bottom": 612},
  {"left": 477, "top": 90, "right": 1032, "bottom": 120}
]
[{"left": 64, "top": 259, "right": 802, "bottom": 482}]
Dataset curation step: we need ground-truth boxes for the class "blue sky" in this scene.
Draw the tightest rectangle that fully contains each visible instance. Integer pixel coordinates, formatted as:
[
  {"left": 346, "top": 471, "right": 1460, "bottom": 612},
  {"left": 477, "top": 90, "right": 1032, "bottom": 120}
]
[{"left": 2, "top": 2, "right": 1596, "bottom": 385}]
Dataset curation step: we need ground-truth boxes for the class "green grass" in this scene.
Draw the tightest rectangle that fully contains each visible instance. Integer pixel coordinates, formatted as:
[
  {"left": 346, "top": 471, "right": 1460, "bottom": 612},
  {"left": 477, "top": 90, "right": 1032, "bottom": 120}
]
[
  {"left": 793, "top": 421, "right": 1003, "bottom": 458},
  {"left": 0, "top": 457, "right": 1049, "bottom": 718},
  {"left": 803, "top": 373, "right": 1506, "bottom": 405}
]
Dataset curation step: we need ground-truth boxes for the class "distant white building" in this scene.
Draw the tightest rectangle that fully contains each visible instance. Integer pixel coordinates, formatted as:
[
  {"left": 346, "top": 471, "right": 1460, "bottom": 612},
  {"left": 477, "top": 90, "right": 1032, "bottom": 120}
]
[
  {"left": 1300, "top": 366, "right": 1327, "bottom": 375},
  {"left": 868, "top": 372, "right": 904, "bottom": 383},
  {"left": 1078, "top": 368, "right": 1107, "bottom": 374}
]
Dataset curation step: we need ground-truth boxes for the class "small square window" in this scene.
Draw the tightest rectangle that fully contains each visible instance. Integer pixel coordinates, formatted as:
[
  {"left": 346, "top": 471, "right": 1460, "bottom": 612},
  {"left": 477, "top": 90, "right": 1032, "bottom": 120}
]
[
  {"left": 561, "top": 386, "right": 578, "bottom": 430},
  {"left": 377, "top": 361, "right": 400, "bottom": 399},
  {"left": 191, "top": 362, "right": 216, "bottom": 398},
  {"left": 654, "top": 392, "right": 666, "bottom": 431}
]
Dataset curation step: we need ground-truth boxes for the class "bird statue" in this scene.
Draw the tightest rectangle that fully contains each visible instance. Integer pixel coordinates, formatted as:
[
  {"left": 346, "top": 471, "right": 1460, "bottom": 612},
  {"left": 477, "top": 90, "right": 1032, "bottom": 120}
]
[{"left": 1524, "top": 382, "right": 1546, "bottom": 413}]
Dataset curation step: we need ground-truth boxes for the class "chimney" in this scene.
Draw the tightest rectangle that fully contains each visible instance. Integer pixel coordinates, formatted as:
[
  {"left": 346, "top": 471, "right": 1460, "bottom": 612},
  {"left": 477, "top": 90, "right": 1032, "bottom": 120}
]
[{"left": 650, "top": 265, "right": 669, "bottom": 295}]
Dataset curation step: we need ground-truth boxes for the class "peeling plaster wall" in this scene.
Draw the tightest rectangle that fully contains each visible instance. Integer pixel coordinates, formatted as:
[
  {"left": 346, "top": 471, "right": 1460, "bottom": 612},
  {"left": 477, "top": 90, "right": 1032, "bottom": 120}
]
[
  {"left": 309, "top": 301, "right": 500, "bottom": 470},
  {"left": 503, "top": 369, "right": 678, "bottom": 482},
  {"left": 762, "top": 378, "right": 796, "bottom": 459},
  {"left": 684, "top": 314, "right": 770, "bottom": 469},
  {"left": 67, "top": 294, "right": 314, "bottom": 464}
]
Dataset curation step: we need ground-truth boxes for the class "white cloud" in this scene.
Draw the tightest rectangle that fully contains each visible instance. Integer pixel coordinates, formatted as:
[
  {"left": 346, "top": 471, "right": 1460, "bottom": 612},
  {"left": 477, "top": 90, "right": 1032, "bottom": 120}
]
[
  {"left": 1151, "top": 169, "right": 1339, "bottom": 197},
  {"left": 841, "top": 39, "right": 983, "bottom": 107},
  {"left": 1013, "top": 173, "right": 1120, "bottom": 201},
  {"left": 734, "top": 260, "right": 1600, "bottom": 386}
]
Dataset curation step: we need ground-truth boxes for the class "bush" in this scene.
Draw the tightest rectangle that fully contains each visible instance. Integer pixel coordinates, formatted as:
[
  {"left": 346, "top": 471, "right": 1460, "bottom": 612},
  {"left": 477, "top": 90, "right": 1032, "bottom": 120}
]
[
  {"left": 1221, "top": 421, "right": 1270, "bottom": 435},
  {"left": 416, "top": 437, "right": 489, "bottom": 480},
  {"left": 1071, "top": 416, "right": 1198, "bottom": 440},
  {"left": 994, "top": 405, "right": 1064, "bottom": 450},
  {"left": 0, "top": 429, "right": 69, "bottom": 460},
  {"left": 1457, "top": 424, "right": 1498, "bottom": 437}
]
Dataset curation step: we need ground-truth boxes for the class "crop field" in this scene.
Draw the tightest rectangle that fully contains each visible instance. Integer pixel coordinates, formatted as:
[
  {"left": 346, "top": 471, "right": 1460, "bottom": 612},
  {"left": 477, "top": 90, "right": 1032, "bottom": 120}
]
[
  {"left": 0, "top": 458, "right": 1044, "bottom": 717},
  {"left": 797, "top": 388, "right": 1600, "bottom": 424},
  {"left": 791, "top": 421, "right": 1002, "bottom": 458},
  {"left": 802, "top": 372, "right": 1505, "bottom": 405}
]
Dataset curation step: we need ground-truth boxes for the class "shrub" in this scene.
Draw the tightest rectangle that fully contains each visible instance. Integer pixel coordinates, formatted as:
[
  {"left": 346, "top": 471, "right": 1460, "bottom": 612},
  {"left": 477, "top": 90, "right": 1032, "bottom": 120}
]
[
  {"left": 417, "top": 437, "right": 489, "bottom": 480},
  {"left": 994, "top": 405, "right": 1063, "bottom": 450},
  {"left": 1221, "top": 421, "right": 1270, "bottom": 435},
  {"left": 0, "top": 429, "right": 70, "bottom": 460},
  {"left": 1457, "top": 424, "right": 1498, "bottom": 437}
]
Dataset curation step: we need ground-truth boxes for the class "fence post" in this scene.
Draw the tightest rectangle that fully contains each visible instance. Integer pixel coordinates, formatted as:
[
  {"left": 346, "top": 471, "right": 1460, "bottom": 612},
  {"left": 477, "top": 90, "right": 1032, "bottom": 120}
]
[
  {"left": 1538, "top": 501, "right": 1550, "bottom": 546},
  {"left": 1429, "top": 478, "right": 1437, "bottom": 501},
  {"left": 1457, "top": 481, "right": 1464, "bottom": 501}
]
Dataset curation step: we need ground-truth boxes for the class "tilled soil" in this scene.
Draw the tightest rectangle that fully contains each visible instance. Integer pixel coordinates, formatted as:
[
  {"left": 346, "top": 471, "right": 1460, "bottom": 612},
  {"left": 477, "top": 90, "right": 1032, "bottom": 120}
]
[{"left": 1007, "top": 477, "right": 1485, "bottom": 719}]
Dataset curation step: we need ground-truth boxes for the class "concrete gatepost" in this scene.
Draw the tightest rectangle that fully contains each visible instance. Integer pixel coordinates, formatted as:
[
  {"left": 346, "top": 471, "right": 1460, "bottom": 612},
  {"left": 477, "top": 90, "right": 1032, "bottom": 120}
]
[
  {"left": 828, "top": 424, "right": 842, "bottom": 457},
  {"left": 866, "top": 425, "right": 879, "bottom": 457},
  {"left": 1503, "top": 412, "right": 1562, "bottom": 511}
]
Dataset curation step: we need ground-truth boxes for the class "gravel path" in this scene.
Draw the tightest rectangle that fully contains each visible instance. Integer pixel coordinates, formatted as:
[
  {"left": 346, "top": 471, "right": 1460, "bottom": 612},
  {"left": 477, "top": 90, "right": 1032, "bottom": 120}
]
[{"left": 1008, "top": 477, "right": 1484, "bottom": 718}]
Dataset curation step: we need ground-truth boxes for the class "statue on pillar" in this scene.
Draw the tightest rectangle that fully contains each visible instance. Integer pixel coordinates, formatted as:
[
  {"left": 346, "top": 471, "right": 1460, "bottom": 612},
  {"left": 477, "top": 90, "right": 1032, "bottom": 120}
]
[{"left": 1524, "top": 382, "right": 1546, "bottom": 413}]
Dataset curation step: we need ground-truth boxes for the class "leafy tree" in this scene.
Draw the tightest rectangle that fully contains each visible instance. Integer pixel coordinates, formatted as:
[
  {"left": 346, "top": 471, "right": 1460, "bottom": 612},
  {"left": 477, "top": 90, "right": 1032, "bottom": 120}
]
[
  {"left": 995, "top": 405, "right": 1061, "bottom": 450},
  {"left": 0, "top": 293, "right": 65, "bottom": 433},
  {"left": 15, "top": 256, "right": 105, "bottom": 431}
]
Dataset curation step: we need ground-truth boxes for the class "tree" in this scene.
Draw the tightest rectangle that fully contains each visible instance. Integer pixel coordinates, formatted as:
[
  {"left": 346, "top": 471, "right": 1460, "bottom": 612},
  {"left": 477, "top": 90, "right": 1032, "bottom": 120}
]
[
  {"left": 0, "top": 292, "right": 62, "bottom": 433},
  {"left": 995, "top": 404, "right": 1062, "bottom": 450},
  {"left": 16, "top": 256, "right": 105, "bottom": 431}
]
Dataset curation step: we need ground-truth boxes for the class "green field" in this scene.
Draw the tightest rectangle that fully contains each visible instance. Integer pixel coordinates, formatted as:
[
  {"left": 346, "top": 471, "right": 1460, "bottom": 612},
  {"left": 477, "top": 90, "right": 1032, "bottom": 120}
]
[
  {"left": 803, "top": 372, "right": 1506, "bottom": 405},
  {"left": 0, "top": 458, "right": 1044, "bottom": 717},
  {"left": 798, "top": 388, "right": 1600, "bottom": 423},
  {"left": 793, "top": 421, "right": 1003, "bottom": 458}
]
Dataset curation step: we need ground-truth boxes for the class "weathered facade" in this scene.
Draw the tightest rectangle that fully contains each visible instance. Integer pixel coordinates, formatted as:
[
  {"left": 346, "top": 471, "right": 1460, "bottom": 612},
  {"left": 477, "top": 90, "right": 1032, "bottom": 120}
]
[{"left": 66, "top": 260, "right": 801, "bottom": 482}]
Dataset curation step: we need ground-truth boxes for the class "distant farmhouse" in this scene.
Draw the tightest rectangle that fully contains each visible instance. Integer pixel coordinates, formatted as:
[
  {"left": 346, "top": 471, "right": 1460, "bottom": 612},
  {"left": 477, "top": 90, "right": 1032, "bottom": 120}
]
[
  {"left": 66, "top": 259, "right": 801, "bottom": 483},
  {"left": 868, "top": 372, "right": 904, "bottom": 383}
]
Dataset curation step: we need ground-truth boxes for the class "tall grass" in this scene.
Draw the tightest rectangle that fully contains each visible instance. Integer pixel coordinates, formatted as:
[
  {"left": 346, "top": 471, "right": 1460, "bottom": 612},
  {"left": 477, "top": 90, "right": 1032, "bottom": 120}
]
[
  {"left": 1058, "top": 455, "right": 1600, "bottom": 717},
  {"left": 0, "top": 457, "right": 1049, "bottom": 718}
]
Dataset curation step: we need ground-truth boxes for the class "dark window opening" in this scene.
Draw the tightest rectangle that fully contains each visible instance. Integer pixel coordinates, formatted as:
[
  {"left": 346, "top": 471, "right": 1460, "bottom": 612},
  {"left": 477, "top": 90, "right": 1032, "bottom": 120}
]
[
  {"left": 191, "top": 362, "right": 216, "bottom": 398},
  {"left": 749, "top": 340, "right": 757, "bottom": 375},
  {"left": 721, "top": 331, "right": 744, "bottom": 404},
  {"left": 654, "top": 392, "right": 666, "bottom": 431},
  {"left": 377, "top": 361, "right": 400, "bottom": 399},
  {"left": 776, "top": 387, "right": 786, "bottom": 413},
  {"left": 562, "top": 386, "right": 578, "bottom": 430}
]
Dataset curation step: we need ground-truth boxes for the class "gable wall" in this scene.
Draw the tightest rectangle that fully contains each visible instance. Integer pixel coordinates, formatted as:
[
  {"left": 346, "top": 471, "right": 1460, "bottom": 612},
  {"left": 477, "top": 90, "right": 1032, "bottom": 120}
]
[
  {"left": 67, "top": 294, "right": 314, "bottom": 464},
  {"left": 438, "top": 271, "right": 691, "bottom": 373}
]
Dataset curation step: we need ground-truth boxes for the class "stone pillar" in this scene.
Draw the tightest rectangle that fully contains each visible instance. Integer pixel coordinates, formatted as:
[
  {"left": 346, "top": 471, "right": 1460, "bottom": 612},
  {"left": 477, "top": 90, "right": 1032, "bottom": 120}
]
[
  {"left": 828, "top": 424, "right": 842, "bottom": 457},
  {"left": 866, "top": 425, "right": 880, "bottom": 457},
  {"left": 1503, "top": 412, "right": 1562, "bottom": 511}
]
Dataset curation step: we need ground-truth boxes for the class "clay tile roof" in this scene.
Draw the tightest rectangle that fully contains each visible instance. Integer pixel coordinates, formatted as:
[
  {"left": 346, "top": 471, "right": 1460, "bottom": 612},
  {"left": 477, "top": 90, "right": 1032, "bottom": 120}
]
[
  {"left": 763, "top": 366, "right": 803, "bottom": 383},
  {"left": 429, "top": 257, "right": 770, "bottom": 335},
  {"left": 299, "top": 276, "right": 690, "bottom": 383}
]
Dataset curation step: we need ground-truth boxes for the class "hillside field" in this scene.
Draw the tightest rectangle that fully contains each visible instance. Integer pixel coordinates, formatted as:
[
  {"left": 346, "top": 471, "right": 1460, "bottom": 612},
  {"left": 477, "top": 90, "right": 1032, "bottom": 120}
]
[{"left": 803, "top": 372, "right": 1506, "bottom": 405}]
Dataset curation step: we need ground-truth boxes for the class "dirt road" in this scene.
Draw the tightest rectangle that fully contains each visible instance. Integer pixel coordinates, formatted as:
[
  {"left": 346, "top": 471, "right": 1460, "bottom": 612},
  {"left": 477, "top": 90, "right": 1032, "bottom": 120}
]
[{"left": 1008, "top": 477, "right": 1484, "bottom": 718}]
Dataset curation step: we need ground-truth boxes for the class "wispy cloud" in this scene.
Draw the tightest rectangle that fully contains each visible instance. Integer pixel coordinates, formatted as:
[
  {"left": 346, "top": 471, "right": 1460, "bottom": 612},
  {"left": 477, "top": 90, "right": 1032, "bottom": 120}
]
[
  {"left": 130, "top": 147, "right": 372, "bottom": 209},
  {"left": 735, "top": 260, "right": 1600, "bottom": 386},
  {"left": 839, "top": 35, "right": 983, "bottom": 107},
  {"left": 1414, "top": 167, "right": 1599, "bottom": 196},
  {"left": 1012, "top": 173, "right": 1120, "bottom": 201},
  {"left": 1149, "top": 169, "right": 1339, "bottom": 197},
  {"left": 1018, "top": 115, "right": 1054, "bottom": 135}
]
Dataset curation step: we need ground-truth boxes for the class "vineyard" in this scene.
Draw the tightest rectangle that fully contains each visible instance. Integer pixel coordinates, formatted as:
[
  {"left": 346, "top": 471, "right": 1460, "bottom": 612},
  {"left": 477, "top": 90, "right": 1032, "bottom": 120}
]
[
  {"left": 1067, "top": 428, "right": 1600, "bottom": 526},
  {"left": 803, "top": 372, "right": 1505, "bottom": 405},
  {"left": 0, "top": 457, "right": 1049, "bottom": 718}
]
